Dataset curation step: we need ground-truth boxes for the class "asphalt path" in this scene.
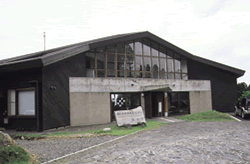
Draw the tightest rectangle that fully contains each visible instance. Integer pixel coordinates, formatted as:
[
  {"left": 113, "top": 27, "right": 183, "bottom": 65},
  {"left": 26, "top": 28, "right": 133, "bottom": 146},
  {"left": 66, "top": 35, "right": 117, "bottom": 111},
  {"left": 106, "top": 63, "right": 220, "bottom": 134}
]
[
  {"left": 230, "top": 113, "right": 250, "bottom": 121},
  {"left": 51, "top": 121, "right": 250, "bottom": 164}
]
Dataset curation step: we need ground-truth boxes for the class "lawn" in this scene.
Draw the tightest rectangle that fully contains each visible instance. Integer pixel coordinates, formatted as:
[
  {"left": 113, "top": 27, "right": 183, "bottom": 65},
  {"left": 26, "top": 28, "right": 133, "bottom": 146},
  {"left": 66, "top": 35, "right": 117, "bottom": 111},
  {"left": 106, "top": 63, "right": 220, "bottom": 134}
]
[
  {"left": 176, "top": 110, "right": 236, "bottom": 122},
  {"left": 11, "top": 120, "right": 167, "bottom": 139}
]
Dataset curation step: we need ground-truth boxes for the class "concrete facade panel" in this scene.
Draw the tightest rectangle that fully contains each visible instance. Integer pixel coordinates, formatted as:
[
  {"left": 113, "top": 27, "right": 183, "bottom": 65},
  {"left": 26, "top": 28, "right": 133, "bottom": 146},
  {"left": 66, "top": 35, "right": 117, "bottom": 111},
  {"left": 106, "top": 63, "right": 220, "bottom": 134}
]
[
  {"left": 189, "top": 91, "right": 212, "bottom": 114},
  {"left": 70, "top": 92, "right": 110, "bottom": 126},
  {"left": 70, "top": 78, "right": 211, "bottom": 93}
]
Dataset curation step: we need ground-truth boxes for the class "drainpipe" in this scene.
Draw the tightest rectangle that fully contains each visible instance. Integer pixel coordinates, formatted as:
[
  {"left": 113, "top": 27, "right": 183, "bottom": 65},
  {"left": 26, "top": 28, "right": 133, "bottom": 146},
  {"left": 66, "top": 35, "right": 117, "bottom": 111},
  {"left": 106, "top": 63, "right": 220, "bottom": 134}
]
[{"left": 29, "top": 80, "right": 39, "bottom": 132}]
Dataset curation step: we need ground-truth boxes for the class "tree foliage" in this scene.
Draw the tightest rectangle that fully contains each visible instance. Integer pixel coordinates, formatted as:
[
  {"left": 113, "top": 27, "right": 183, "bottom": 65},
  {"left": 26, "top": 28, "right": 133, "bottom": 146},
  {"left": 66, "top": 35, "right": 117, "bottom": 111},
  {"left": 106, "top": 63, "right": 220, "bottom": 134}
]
[{"left": 237, "top": 82, "right": 250, "bottom": 101}]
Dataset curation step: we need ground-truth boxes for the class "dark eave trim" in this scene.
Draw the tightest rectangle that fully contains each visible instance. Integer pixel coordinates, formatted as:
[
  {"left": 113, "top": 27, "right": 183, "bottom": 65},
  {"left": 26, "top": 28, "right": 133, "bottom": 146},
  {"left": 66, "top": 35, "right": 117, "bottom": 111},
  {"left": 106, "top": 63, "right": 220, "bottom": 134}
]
[
  {"left": 0, "top": 57, "right": 43, "bottom": 73},
  {"left": 42, "top": 44, "right": 90, "bottom": 66}
]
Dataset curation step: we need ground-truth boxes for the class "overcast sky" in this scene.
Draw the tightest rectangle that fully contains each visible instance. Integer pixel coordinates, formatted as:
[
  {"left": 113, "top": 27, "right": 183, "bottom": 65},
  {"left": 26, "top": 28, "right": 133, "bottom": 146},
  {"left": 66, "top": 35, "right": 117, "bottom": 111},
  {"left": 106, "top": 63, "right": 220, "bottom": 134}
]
[{"left": 0, "top": 0, "right": 249, "bottom": 84}]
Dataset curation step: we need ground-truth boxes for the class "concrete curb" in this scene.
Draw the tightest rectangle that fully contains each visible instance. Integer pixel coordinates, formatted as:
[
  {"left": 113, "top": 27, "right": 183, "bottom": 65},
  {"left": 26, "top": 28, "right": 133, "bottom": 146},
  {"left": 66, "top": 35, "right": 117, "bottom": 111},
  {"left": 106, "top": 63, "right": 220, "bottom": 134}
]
[
  {"left": 229, "top": 115, "right": 242, "bottom": 122},
  {"left": 41, "top": 130, "right": 144, "bottom": 164}
]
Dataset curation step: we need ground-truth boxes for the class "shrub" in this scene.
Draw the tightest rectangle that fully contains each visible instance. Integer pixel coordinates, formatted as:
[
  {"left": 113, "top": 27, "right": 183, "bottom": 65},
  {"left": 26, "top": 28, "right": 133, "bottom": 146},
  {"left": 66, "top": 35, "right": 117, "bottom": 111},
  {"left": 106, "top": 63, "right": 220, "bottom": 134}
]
[{"left": 0, "top": 144, "right": 30, "bottom": 164}]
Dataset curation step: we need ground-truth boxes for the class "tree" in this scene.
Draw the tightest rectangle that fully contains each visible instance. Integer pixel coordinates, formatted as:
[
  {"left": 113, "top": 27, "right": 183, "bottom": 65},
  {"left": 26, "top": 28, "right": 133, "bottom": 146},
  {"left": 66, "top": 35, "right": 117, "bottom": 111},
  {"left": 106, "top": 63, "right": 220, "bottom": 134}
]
[{"left": 237, "top": 82, "right": 248, "bottom": 99}]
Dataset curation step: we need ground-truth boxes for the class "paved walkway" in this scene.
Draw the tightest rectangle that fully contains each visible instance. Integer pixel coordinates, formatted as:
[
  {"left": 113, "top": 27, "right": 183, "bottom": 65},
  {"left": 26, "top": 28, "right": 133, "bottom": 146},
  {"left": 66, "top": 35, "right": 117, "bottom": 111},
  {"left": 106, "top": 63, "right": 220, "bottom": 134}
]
[{"left": 52, "top": 121, "right": 250, "bottom": 164}]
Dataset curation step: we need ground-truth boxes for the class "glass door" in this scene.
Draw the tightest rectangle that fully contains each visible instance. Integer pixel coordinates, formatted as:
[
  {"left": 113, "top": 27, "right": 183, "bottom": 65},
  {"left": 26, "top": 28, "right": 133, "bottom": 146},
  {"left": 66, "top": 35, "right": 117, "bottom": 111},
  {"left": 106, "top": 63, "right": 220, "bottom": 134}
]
[{"left": 169, "top": 92, "right": 190, "bottom": 116}]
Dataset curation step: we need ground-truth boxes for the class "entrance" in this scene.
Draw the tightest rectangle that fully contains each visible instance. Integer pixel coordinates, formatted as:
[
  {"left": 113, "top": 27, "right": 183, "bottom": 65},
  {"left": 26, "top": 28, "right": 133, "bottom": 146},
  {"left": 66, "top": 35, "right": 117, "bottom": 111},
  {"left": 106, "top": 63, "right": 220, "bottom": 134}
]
[
  {"left": 0, "top": 91, "right": 7, "bottom": 127},
  {"left": 144, "top": 92, "right": 164, "bottom": 118}
]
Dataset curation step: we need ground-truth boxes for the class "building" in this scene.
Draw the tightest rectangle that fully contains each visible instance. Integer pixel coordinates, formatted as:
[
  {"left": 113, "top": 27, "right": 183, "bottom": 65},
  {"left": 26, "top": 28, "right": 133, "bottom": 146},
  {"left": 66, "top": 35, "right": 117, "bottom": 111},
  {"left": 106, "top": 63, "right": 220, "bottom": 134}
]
[{"left": 0, "top": 31, "right": 245, "bottom": 131}]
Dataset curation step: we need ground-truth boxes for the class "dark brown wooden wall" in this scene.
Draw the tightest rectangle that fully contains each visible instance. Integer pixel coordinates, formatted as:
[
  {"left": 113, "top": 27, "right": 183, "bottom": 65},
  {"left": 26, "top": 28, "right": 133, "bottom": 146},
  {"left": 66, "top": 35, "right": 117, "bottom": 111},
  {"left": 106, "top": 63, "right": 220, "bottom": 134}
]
[
  {"left": 0, "top": 68, "right": 42, "bottom": 130},
  {"left": 188, "top": 59, "right": 238, "bottom": 112},
  {"left": 42, "top": 52, "right": 86, "bottom": 130}
]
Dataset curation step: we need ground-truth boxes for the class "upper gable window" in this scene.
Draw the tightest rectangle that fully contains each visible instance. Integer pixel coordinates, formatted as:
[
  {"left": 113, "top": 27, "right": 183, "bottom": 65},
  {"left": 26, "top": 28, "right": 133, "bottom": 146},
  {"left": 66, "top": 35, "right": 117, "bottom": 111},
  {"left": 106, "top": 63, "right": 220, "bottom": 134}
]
[{"left": 85, "top": 39, "right": 188, "bottom": 80}]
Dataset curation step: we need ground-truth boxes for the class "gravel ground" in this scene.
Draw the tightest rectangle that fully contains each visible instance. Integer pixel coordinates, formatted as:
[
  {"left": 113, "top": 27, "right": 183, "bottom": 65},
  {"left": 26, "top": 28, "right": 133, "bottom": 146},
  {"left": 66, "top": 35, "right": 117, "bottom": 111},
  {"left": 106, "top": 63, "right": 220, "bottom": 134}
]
[{"left": 16, "top": 135, "right": 119, "bottom": 163}]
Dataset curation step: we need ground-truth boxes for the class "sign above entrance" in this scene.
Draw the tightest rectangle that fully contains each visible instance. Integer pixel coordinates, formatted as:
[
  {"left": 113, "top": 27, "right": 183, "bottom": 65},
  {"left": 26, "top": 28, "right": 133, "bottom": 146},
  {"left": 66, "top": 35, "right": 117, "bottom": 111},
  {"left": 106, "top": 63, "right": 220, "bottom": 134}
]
[{"left": 114, "top": 106, "right": 146, "bottom": 126}]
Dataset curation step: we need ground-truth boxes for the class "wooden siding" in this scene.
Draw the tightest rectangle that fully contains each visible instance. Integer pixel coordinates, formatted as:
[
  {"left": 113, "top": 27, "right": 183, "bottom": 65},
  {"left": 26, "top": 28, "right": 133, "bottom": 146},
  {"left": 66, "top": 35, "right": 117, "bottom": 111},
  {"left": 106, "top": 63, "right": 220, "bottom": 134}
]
[
  {"left": 42, "top": 52, "right": 86, "bottom": 130},
  {"left": 0, "top": 68, "right": 42, "bottom": 131},
  {"left": 188, "top": 59, "right": 238, "bottom": 112}
]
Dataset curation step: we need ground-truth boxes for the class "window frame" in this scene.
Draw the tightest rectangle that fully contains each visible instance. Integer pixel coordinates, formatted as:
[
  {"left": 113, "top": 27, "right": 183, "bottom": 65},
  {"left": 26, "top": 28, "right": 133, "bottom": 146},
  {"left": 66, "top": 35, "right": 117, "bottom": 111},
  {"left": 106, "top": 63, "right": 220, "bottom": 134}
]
[
  {"left": 7, "top": 87, "right": 36, "bottom": 117},
  {"left": 86, "top": 39, "right": 188, "bottom": 79}
]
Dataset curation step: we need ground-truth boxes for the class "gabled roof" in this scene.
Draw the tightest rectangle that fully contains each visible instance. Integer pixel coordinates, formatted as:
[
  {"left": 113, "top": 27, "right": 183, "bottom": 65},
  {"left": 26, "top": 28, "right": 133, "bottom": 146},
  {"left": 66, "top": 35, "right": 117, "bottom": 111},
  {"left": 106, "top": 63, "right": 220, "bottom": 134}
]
[{"left": 0, "top": 31, "right": 245, "bottom": 77}]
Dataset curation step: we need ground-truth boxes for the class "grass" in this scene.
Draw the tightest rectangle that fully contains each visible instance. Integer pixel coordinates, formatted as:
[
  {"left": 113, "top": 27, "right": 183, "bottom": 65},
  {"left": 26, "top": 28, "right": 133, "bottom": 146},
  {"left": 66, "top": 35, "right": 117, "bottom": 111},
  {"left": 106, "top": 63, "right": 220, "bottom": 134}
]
[
  {"left": 93, "top": 120, "right": 167, "bottom": 136},
  {"left": 11, "top": 120, "right": 167, "bottom": 139},
  {"left": 176, "top": 110, "right": 236, "bottom": 122},
  {"left": 0, "top": 144, "right": 30, "bottom": 164}
]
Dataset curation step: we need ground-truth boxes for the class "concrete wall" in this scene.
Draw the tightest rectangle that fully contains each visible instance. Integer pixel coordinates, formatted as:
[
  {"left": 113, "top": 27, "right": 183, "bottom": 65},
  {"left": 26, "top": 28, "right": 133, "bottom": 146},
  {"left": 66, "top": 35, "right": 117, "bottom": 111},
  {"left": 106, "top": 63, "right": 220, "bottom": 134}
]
[
  {"left": 70, "top": 92, "right": 110, "bottom": 126},
  {"left": 70, "top": 78, "right": 211, "bottom": 93},
  {"left": 189, "top": 91, "right": 212, "bottom": 114}
]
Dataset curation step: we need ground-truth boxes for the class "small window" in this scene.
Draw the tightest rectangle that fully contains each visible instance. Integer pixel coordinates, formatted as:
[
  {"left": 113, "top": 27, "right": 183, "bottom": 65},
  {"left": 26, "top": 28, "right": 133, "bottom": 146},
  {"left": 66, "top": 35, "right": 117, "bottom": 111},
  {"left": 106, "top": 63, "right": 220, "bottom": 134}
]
[
  {"left": 8, "top": 90, "right": 16, "bottom": 116},
  {"left": 18, "top": 90, "right": 35, "bottom": 115}
]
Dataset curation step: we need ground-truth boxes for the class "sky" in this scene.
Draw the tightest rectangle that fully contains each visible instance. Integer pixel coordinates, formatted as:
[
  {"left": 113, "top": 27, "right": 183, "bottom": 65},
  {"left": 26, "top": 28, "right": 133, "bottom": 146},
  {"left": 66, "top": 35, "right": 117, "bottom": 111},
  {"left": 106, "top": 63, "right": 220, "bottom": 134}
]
[{"left": 0, "top": 0, "right": 249, "bottom": 84}]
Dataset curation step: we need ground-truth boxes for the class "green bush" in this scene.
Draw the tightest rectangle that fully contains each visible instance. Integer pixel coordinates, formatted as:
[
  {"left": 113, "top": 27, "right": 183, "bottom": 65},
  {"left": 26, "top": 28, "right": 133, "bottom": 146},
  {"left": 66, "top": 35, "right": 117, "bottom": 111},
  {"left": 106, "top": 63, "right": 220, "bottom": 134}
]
[{"left": 0, "top": 144, "right": 30, "bottom": 164}]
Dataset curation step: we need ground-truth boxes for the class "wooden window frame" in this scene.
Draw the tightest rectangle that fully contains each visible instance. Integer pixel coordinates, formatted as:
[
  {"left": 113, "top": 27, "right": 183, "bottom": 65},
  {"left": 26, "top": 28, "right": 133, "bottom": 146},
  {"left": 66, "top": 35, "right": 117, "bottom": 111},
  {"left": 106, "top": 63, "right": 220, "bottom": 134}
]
[{"left": 87, "top": 39, "right": 188, "bottom": 80}]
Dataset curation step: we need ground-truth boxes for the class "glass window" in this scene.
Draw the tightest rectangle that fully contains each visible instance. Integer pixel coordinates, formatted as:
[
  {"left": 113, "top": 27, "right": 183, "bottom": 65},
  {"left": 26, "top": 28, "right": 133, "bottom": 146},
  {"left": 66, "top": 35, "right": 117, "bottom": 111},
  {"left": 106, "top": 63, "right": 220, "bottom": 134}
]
[
  {"left": 116, "top": 43, "right": 125, "bottom": 53},
  {"left": 143, "top": 44, "right": 150, "bottom": 56},
  {"left": 135, "top": 56, "right": 143, "bottom": 71},
  {"left": 168, "top": 73, "right": 174, "bottom": 79},
  {"left": 182, "top": 74, "right": 188, "bottom": 80},
  {"left": 159, "top": 46, "right": 166, "bottom": 57},
  {"left": 167, "top": 50, "right": 173, "bottom": 58},
  {"left": 117, "top": 55, "right": 125, "bottom": 70},
  {"left": 144, "top": 57, "right": 151, "bottom": 71},
  {"left": 86, "top": 70, "right": 95, "bottom": 77},
  {"left": 8, "top": 89, "right": 16, "bottom": 116},
  {"left": 151, "top": 42, "right": 158, "bottom": 57},
  {"left": 96, "top": 53, "right": 106, "bottom": 69},
  {"left": 117, "top": 71, "right": 125, "bottom": 77},
  {"left": 86, "top": 52, "right": 95, "bottom": 69},
  {"left": 127, "top": 71, "right": 135, "bottom": 78},
  {"left": 125, "top": 42, "right": 134, "bottom": 54},
  {"left": 130, "top": 94, "right": 140, "bottom": 108},
  {"left": 152, "top": 58, "right": 159, "bottom": 72},
  {"left": 160, "top": 58, "right": 167, "bottom": 72},
  {"left": 18, "top": 90, "right": 35, "bottom": 115},
  {"left": 175, "top": 73, "right": 181, "bottom": 79},
  {"left": 145, "top": 72, "right": 151, "bottom": 78},
  {"left": 111, "top": 93, "right": 126, "bottom": 108},
  {"left": 181, "top": 60, "right": 188, "bottom": 73},
  {"left": 107, "top": 54, "right": 116, "bottom": 70},
  {"left": 107, "top": 45, "right": 116, "bottom": 53},
  {"left": 153, "top": 72, "right": 159, "bottom": 79},
  {"left": 160, "top": 72, "right": 168, "bottom": 79},
  {"left": 135, "top": 42, "right": 142, "bottom": 55},
  {"left": 175, "top": 59, "right": 181, "bottom": 73},
  {"left": 168, "top": 59, "right": 174, "bottom": 73},
  {"left": 107, "top": 70, "right": 116, "bottom": 77},
  {"left": 97, "top": 70, "right": 106, "bottom": 77},
  {"left": 136, "top": 72, "right": 143, "bottom": 78},
  {"left": 126, "top": 55, "right": 134, "bottom": 70}
]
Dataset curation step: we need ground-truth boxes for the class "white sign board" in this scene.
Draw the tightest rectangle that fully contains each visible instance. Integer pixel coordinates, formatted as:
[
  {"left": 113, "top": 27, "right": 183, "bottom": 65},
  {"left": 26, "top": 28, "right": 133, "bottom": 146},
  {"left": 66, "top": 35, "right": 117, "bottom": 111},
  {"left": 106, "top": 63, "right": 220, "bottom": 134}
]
[
  {"left": 114, "top": 106, "right": 146, "bottom": 126},
  {"left": 158, "top": 102, "right": 162, "bottom": 112}
]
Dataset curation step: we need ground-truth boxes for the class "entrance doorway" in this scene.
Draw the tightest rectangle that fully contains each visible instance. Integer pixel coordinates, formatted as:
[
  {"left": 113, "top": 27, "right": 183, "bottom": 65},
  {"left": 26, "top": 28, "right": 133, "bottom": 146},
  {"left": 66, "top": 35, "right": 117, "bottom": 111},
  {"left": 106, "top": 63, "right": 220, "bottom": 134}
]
[
  {"left": 168, "top": 92, "right": 190, "bottom": 116},
  {"left": 144, "top": 92, "right": 164, "bottom": 118}
]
